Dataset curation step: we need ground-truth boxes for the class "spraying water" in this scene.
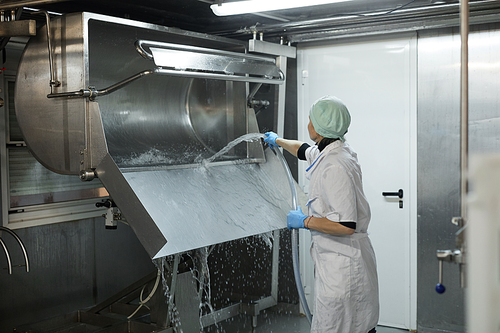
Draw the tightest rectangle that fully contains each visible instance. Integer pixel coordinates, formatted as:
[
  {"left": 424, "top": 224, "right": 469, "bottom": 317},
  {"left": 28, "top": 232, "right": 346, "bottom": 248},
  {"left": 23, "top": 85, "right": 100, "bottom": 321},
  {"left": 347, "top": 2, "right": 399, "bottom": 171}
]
[
  {"left": 151, "top": 132, "right": 309, "bottom": 331},
  {"left": 116, "top": 133, "right": 265, "bottom": 169},
  {"left": 201, "top": 133, "right": 265, "bottom": 166},
  {"left": 194, "top": 133, "right": 268, "bottom": 330},
  {"left": 156, "top": 256, "right": 184, "bottom": 332}
]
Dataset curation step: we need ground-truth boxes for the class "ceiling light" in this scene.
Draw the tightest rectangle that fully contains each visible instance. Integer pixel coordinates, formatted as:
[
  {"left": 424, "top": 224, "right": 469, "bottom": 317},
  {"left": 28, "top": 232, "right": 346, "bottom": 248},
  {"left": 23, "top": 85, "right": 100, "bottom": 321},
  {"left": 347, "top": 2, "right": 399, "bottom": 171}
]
[{"left": 210, "top": 0, "right": 353, "bottom": 16}]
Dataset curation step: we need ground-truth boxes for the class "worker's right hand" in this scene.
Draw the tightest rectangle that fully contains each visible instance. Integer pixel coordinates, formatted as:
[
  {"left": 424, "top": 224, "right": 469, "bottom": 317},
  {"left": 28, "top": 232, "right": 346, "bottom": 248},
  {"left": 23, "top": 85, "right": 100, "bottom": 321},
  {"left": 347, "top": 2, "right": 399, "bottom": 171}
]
[
  {"left": 264, "top": 132, "right": 280, "bottom": 149},
  {"left": 287, "top": 206, "right": 307, "bottom": 230}
]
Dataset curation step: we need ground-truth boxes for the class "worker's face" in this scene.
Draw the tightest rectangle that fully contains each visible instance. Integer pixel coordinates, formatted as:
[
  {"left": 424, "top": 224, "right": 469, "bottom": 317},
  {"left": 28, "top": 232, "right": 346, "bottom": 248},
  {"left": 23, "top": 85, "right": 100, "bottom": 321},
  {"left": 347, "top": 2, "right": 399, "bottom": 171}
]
[{"left": 308, "top": 117, "right": 322, "bottom": 143}]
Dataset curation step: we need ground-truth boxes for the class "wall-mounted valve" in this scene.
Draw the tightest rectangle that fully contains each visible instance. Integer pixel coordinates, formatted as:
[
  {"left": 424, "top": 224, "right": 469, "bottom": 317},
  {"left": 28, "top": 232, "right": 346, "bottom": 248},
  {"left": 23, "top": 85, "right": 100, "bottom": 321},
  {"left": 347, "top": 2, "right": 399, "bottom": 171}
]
[
  {"left": 435, "top": 249, "right": 464, "bottom": 293},
  {"left": 435, "top": 218, "right": 466, "bottom": 294},
  {"left": 96, "top": 199, "right": 122, "bottom": 229}
]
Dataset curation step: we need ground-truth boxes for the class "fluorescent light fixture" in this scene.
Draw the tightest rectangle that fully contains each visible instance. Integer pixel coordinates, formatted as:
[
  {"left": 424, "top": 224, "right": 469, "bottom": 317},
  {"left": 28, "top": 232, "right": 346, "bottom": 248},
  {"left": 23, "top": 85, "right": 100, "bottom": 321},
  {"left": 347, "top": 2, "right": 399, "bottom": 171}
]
[{"left": 211, "top": 0, "right": 353, "bottom": 16}]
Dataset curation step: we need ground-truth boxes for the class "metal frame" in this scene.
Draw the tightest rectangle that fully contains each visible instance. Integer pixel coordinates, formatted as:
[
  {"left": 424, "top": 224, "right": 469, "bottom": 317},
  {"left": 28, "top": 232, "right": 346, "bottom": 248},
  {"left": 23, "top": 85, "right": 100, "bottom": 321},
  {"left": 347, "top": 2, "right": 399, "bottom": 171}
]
[
  {"left": 42, "top": 15, "right": 284, "bottom": 101},
  {"left": 238, "top": 0, "right": 500, "bottom": 43},
  {"left": 198, "top": 231, "right": 281, "bottom": 329},
  {"left": 15, "top": 238, "right": 282, "bottom": 331},
  {"left": 1, "top": 70, "right": 108, "bottom": 230},
  {"left": 0, "top": 226, "right": 29, "bottom": 274},
  {"left": 16, "top": 269, "right": 173, "bottom": 332},
  {"left": 46, "top": 40, "right": 285, "bottom": 100},
  {"left": 9, "top": 12, "right": 296, "bottom": 330},
  {"left": 435, "top": 0, "right": 469, "bottom": 294}
]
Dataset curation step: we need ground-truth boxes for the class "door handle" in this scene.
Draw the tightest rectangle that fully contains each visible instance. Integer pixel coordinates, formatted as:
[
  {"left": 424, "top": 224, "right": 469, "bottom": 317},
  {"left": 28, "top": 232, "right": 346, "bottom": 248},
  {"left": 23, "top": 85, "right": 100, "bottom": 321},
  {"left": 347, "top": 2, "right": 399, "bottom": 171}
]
[{"left": 382, "top": 189, "right": 403, "bottom": 199}]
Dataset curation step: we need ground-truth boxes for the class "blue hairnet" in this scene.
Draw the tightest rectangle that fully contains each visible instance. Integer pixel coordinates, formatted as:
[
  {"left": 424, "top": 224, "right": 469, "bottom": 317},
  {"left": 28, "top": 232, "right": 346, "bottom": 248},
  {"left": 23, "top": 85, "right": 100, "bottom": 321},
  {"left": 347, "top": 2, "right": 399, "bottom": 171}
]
[{"left": 309, "top": 96, "right": 351, "bottom": 142}]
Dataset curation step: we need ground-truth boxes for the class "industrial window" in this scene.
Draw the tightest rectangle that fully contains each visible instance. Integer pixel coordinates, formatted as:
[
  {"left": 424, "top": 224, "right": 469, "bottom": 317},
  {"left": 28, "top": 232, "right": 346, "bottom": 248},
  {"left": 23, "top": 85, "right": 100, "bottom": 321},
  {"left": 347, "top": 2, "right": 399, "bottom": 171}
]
[{"left": 1, "top": 76, "right": 108, "bottom": 229}]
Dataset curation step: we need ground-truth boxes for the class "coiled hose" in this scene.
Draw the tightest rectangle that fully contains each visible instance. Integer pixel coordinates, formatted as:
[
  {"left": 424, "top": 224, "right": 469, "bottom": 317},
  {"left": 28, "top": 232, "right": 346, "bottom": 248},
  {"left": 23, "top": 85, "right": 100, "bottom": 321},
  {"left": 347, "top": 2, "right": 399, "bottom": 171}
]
[{"left": 273, "top": 147, "right": 313, "bottom": 325}]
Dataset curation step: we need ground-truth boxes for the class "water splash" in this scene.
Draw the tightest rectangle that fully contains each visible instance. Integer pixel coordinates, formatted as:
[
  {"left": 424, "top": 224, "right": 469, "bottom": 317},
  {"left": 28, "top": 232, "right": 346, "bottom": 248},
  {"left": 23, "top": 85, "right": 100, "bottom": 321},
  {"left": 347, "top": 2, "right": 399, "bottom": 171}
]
[
  {"left": 186, "top": 247, "right": 220, "bottom": 330},
  {"left": 155, "top": 257, "right": 184, "bottom": 332},
  {"left": 155, "top": 249, "right": 218, "bottom": 332},
  {"left": 258, "top": 231, "right": 274, "bottom": 249},
  {"left": 115, "top": 132, "right": 265, "bottom": 168},
  {"left": 118, "top": 148, "right": 175, "bottom": 166},
  {"left": 201, "top": 133, "right": 265, "bottom": 166},
  {"left": 117, "top": 147, "right": 206, "bottom": 168}
]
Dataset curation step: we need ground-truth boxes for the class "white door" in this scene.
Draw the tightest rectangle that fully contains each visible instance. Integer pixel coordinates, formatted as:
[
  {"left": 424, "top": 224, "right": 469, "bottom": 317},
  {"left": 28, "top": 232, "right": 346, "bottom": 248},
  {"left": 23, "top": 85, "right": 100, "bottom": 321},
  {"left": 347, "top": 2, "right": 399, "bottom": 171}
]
[{"left": 296, "top": 34, "right": 417, "bottom": 330}]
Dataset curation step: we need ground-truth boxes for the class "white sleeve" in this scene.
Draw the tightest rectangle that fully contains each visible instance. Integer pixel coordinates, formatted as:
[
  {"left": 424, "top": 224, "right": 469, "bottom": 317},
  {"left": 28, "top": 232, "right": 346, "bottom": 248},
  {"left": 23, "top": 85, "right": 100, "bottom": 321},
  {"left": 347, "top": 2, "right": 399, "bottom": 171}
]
[
  {"left": 321, "top": 164, "right": 357, "bottom": 223},
  {"left": 305, "top": 145, "right": 321, "bottom": 166}
]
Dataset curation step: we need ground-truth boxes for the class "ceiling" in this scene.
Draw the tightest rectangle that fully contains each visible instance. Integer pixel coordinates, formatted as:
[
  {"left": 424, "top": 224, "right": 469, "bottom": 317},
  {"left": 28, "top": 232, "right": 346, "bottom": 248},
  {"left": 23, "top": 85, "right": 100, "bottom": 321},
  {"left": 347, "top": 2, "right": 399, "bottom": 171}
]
[{"left": 2, "top": 0, "right": 500, "bottom": 43}]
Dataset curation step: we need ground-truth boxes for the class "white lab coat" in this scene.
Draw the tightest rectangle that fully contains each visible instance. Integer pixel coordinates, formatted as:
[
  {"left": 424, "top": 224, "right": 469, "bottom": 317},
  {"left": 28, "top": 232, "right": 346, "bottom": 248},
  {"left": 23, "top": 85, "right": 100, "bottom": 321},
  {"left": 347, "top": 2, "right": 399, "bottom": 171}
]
[{"left": 305, "top": 141, "right": 379, "bottom": 333}]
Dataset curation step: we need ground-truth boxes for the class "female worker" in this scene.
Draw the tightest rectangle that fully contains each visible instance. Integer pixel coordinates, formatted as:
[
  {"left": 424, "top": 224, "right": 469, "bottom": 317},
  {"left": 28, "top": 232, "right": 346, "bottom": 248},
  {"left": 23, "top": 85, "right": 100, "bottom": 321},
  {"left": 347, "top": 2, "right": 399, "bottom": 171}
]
[{"left": 264, "top": 96, "right": 379, "bottom": 333}]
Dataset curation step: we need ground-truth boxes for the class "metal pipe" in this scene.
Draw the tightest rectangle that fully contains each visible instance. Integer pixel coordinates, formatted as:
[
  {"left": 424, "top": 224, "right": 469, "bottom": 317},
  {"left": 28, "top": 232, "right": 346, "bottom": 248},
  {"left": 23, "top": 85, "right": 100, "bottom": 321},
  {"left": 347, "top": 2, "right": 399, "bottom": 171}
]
[
  {"left": 271, "top": 229, "right": 280, "bottom": 302},
  {"left": 460, "top": 0, "right": 469, "bottom": 222},
  {"left": 247, "top": 83, "right": 263, "bottom": 105},
  {"left": 0, "top": 226, "right": 29, "bottom": 273},
  {"left": 0, "top": 237, "right": 12, "bottom": 274},
  {"left": 156, "top": 68, "right": 284, "bottom": 84},
  {"left": 166, "top": 253, "right": 180, "bottom": 328},
  {"left": 458, "top": 0, "right": 469, "bottom": 290},
  {"left": 47, "top": 65, "right": 284, "bottom": 100},
  {"left": 47, "top": 89, "right": 91, "bottom": 99},
  {"left": 43, "top": 11, "right": 60, "bottom": 93},
  {"left": 275, "top": 56, "right": 287, "bottom": 138},
  {"left": 135, "top": 39, "right": 275, "bottom": 63},
  {"left": 47, "top": 70, "right": 155, "bottom": 99},
  {"left": 93, "top": 70, "right": 155, "bottom": 96}
]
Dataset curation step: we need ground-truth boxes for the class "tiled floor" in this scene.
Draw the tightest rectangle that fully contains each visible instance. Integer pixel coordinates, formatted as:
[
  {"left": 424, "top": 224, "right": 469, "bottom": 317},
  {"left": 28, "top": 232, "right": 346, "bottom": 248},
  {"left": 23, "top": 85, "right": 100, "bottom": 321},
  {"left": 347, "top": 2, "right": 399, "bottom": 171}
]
[{"left": 203, "top": 312, "right": 409, "bottom": 333}]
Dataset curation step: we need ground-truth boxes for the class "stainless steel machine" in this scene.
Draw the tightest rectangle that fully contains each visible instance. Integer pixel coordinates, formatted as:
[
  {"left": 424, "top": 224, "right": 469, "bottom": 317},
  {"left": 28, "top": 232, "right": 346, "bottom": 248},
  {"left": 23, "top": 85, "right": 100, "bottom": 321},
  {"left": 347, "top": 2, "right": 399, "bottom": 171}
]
[
  {"left": 13, "top": 12, "right": 299, "bottom": 331},
  {"left": 15, "top": 12, "right": 293, "bottom": 259}
]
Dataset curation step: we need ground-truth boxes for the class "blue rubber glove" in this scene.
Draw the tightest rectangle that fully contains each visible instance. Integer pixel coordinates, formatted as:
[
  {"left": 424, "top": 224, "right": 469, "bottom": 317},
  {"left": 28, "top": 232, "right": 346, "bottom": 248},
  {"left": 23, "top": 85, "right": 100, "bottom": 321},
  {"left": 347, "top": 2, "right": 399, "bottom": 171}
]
[
  {"left": 287, "top": 206, "right": 308, "bottom": 230},
  {"left": 264, "top": 131, "right": 280, "bottom": 149}
]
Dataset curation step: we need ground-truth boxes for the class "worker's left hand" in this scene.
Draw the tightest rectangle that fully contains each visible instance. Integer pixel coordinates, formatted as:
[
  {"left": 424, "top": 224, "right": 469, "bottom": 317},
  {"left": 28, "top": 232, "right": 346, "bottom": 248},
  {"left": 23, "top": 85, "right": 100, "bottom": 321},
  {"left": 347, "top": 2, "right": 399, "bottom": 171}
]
[
  {"left": 287, "top": 206, "right": 307, "bottom": 230},
  {"left": 264, "top": 132, "right": 280, "bottom": 149}
]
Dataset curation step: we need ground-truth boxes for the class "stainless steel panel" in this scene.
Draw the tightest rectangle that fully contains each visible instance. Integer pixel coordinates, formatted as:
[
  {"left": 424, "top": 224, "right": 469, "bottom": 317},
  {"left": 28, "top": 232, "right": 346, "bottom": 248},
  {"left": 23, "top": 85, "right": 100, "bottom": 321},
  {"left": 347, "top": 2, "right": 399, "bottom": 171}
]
[
  {"left": 86, "top": 17, "right": 264, "bottom": 167},
  {"left": 417, "top": 24, "right": 500, "bottom": 332},
  {"left": 142, "top": 41, "right": 282, "bottom": 78},
  {"left": 15, "top": 13, "right": 87, "bottom": 174},
  {"left": 97, "top": 147, "right": 290, "bottom": 259},
  {"left": 94, "top": 76, "right": 251, "bottom": 167},
  {"left": 0, "top": 220, "right": 95, "bottom": 329},
  {"left": 96, "top": 153, "right": 167, "bottom": 258},
  {"left": 418, "top": 30, "right": 464, "bottom": 332},
  {"left": 0, "top": 218, "right": 155, "bottom": 330},
  {"left": 468, "top": 27, "right": 500, "bottom": 155},
  {"left": 15, "top": 12, "right": 273, "bottom": 174}
]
